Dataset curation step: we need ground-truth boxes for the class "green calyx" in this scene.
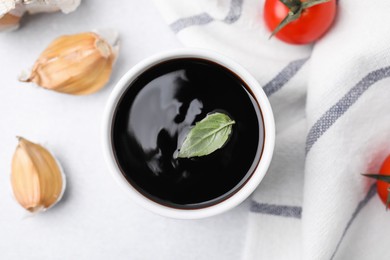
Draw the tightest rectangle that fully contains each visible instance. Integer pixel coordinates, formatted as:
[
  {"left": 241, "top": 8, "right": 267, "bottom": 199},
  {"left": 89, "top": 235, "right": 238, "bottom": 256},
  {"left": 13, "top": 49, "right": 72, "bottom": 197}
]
[
  {"left": 362, "top": 174, "right": 390, "bottom": 210},
  {"left": 362, "top": 174, "right": 390, "bottom": 183},
  {"left": 270, "top": 0, "right": 331, "bottom": 38}
]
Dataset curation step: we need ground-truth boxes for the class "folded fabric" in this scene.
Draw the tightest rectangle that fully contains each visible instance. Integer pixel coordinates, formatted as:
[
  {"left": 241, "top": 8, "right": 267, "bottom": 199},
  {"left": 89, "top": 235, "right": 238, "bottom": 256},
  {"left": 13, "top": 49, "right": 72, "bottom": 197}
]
[{"left": 153, "top": 0, "right": 390, "bottom": 259}]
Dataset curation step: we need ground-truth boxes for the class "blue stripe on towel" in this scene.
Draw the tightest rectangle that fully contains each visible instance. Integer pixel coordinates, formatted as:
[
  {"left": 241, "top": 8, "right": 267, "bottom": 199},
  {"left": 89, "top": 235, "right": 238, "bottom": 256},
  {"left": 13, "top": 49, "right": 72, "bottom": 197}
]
[
  {"left": 330, "top": 183, "right": 377, "bottom": 260},
  {"left": 223, "top": 0, "right": 243, "bottom": 24},
  {"left": 263, "top": 58, "right": 308, "bottom": 97},
  {"left": 170, "top": 13, "right": 214, "bottom": 34},
  {"left": 250, "top": 201, "right": 302, "bottom": 219},
  {"left": 306, "top": 66, "right": 390, "bottom": 154}
]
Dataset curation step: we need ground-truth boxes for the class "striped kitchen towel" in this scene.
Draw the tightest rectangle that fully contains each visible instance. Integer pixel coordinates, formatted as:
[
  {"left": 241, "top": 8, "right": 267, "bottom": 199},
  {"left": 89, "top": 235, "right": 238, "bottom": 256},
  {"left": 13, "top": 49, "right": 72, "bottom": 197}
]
[{"left": 153, "top": 0, "right": 390, "bottom": 259}]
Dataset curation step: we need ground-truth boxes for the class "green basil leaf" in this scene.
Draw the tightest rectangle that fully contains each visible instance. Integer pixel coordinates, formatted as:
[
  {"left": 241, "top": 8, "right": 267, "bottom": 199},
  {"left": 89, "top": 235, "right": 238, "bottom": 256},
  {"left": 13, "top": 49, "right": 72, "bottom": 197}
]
[{"left": 178, "top": 112, "right": 235, "bottom": 158}]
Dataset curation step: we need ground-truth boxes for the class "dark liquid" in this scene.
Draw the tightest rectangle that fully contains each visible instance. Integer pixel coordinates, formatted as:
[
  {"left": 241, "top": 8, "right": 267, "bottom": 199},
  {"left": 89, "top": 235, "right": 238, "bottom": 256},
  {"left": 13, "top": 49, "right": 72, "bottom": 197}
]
[{"left": 112, "top": 58, "right": 264, "bottom": 209}]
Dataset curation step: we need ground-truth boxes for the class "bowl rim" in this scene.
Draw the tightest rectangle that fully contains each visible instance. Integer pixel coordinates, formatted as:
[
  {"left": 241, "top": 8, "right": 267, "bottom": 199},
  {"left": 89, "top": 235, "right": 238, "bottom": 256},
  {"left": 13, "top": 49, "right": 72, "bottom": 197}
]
[{"left": 101, "top": 48, "right": 275, "bottom": 219}]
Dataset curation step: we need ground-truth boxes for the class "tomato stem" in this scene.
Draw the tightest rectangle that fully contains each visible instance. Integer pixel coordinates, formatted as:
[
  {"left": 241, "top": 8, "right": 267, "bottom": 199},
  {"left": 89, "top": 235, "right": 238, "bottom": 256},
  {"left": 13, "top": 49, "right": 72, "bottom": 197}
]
[
  {"left": 363, "top": 173, "right": 390, "bottom": 210},
  {"left": 362, "top": 173, "right": 390, "bottom": 183},
  {"left": 269, "top": 10, "right": 302, "bottom": 39},
  {"left": 270, "top": 0, "right": 332, "bottom": 39},
  {"left": 302, "top": 0, "right": 332, "bottom": 9},
  {"left": 279, "top": 0, "right": 301, "bottom": 12}
]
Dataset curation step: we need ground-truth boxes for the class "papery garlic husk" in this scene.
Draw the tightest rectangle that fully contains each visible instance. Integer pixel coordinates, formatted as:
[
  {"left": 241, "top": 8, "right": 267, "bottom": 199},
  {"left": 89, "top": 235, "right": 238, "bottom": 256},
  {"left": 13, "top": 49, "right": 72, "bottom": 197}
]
[
  {"left": 0, "top": 3, "right": 25, "bottom": 32},
  {"left": 11, "top": 137, "right": 66, "bottom": 213},
  {"left": 19, "top": 31, "right": 119, "bottom": 95},
  {"left": 23, "top": 0, "right": 81, "bottom": 15},
  {"left": 0, "top": 0, "right": 17, "bottom": 17},
  {"left": 0, "top": 0, "right": 80, "bottom": 32},
  {"left": 0, "top": 12, "right": 21, "bottom": 31}
]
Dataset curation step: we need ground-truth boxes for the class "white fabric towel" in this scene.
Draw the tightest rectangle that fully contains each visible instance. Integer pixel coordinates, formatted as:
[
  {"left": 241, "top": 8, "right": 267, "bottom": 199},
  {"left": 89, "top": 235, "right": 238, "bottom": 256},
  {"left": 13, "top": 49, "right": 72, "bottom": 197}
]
[{"left": 153, "top": 0, "right": 390, "bottom": 259}]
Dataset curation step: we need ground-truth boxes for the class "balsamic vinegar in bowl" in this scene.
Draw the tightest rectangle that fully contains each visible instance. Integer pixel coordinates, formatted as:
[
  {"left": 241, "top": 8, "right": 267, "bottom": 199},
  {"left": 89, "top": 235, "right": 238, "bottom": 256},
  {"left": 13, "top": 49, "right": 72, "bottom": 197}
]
[{"left": 111, "top": 58, "right": 264, "bottom": 209}]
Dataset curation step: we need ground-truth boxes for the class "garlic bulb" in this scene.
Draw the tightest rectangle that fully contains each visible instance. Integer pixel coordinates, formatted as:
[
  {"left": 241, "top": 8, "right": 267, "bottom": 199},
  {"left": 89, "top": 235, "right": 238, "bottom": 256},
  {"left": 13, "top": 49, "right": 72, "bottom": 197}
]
[
  {"left": 0, "top": 0, "right": 81, "bottom": 32},
  {"left": 0, "top": 12, "right": 22, "bottom": 31},
  {"left": 0, "top": 0, "right": 18, "bottom": 16},
  {"left": 11, "top": 137, "right": 65, "bottom": 213},
  {"left": 20, "top": 31, "right": 119, "bottom": 95},
  {"left": 0, "top": 2, "right": 25, "bottom": 32},
  {"left": 23, "top": 0, "right": 81, "bottom": 14}
]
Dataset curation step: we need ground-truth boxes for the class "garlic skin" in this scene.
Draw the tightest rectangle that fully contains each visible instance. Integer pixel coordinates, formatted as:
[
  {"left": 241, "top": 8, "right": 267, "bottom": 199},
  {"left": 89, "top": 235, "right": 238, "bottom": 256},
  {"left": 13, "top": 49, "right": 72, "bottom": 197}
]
[
  {"left": 24, "top": 0, "right": 81, "bottom": 15},
  {"left": 0, "top": 0, "right": 81, "bottom": 15},
  {"left": 0, "top": 12, "right": 22, "bottom": 31},
  {"left": 20, "top": 31, "right": 119, "bottom": 95},
  {"left": 0, "top": 0, "right": 17, "bottom": 17},
  {"left": 0, "top": 0, "right": 81, "bottom": 32},
  {"left": 11, "top": 137, "right": 65, "bottom": 213},
  {"left": 0, "top": 3, "right": 25, "bottom": 32}
]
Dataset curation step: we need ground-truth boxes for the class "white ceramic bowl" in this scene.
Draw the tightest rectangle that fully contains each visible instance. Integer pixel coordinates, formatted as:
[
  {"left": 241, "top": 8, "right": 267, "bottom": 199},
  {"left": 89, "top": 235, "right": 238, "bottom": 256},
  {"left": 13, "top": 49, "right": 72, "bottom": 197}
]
[{"left": 102, "top": 49, "right": 275, "bottom": 219}]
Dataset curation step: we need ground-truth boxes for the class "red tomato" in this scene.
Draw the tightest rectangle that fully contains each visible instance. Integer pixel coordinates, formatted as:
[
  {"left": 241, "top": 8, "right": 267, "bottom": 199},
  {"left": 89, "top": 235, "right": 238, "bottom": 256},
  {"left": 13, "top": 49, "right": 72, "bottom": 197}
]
[
  {"left": 264, "top": 0, "right": 337, "bottom": 44},
  {"left": 376, "top": 155, "right": 390, "bottom": 206}
]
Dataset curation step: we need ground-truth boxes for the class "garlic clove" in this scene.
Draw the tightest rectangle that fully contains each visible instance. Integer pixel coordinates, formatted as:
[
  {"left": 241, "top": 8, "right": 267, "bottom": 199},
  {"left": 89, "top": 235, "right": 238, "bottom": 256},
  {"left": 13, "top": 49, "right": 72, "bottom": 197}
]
[
  {"left": 0, "top": 0, "right": 80, "bottom": 32},
  {"left": 0, "top": 13, "right": 21, "bottom": 31},
  {"left": 0, "top": 3, "right": 25, "bottom": 32},
  {"left": 19, "top": 31, "right": 119, "bottom": 95},
  {"left": 24, "top": 0, "right": 81, "bottom": 15},
  {"left": 94, "top": 28, "right": 119, "bottom": 47},
  {"left": 0, "top": 0, "right": 16, "bottom": 17},
  {"left": 11, "top": 137, "right": 65, "bottom": 213}
]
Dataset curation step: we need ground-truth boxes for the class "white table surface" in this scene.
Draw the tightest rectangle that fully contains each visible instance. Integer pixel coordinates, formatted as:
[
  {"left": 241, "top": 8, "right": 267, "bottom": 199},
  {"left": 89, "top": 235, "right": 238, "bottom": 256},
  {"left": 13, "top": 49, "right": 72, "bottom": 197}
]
[{"left": 0, "top": 1, "right": 250, "bottom": 259}]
